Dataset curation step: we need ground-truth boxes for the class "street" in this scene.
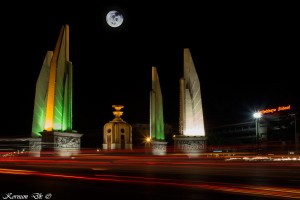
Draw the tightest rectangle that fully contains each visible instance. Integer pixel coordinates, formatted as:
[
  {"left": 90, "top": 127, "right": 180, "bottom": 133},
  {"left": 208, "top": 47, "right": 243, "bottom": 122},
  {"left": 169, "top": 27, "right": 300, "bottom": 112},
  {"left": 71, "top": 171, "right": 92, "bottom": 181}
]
[{"left": 0, "top": 149, "right": 299, "bottom": 200}]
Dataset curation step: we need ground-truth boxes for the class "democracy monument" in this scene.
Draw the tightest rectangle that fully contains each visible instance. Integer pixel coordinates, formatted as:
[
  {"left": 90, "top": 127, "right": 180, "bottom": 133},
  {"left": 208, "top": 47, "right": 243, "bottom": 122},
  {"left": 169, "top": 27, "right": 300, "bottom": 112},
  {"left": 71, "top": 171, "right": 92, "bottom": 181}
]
[
  {"left": 30, "top": 24, "right": 83, "bottom": 156},
  {"left": 173, "top": 48, "right": 207, "bottom": 154},
  {"left": 149, "top": 66, "right": 168, "bottom": 155},
  {"left": 0, "top": 24, "right": 208, "bottom": 156},
  {"left": 102, "top": 105, "right": 132, "bottom": 150},
  {"left": 0, "top": 24, "right": 83, "bottom": 157}
]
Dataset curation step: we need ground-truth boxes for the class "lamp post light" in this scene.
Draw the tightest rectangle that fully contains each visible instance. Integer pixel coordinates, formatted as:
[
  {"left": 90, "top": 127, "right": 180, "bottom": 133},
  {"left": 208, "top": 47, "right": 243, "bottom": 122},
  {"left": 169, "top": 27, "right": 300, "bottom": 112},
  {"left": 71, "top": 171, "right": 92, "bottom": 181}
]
[
  {"left": 145, "top": 137, "right": 151, "bottom": 144},
  {"left": 253, "top": 112, "right": 262, "bottom": 150},
  {"left": 144, "top": 136, "right": 151, "bottom": 154},
  {"left": 290, "top": 113, "right": 297, "bottom": 153},
  {"left": 295, "top": 114, "right": 298, "bottom": 153}
]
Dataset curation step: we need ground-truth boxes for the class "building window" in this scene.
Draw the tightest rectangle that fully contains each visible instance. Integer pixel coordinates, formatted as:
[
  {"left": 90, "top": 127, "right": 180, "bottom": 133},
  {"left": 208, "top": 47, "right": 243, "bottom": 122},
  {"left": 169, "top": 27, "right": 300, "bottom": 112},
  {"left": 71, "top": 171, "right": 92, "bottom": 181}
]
[
  {"left": 107, "top": 129, "right": 111, "bottom": 133},
  {"left": 121, "top": 128, "right": 125, "bottom": 133}
]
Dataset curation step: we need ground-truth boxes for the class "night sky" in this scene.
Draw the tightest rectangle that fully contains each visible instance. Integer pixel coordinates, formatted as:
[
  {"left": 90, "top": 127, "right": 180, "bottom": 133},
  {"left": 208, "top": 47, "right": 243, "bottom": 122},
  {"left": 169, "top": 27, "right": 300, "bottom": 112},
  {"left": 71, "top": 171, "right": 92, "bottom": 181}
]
[{"left": 0, "top": 1, "right": 297, "bottom": 136}]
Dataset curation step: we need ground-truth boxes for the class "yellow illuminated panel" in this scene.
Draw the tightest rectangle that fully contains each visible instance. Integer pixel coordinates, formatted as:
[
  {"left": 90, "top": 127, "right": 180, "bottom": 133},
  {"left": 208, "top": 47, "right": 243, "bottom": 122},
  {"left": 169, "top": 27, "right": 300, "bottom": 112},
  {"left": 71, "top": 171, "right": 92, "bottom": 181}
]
[{"left": 44, "top": 26, "right": 64, "bottom": 131}]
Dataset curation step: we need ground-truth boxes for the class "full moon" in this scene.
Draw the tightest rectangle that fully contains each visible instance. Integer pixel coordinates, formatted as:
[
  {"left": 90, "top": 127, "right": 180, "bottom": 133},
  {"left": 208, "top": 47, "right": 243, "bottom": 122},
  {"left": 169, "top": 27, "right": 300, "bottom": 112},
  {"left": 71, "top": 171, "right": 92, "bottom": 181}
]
[{"left": 106, "top": 10, "right": 123, "bottom": 28}]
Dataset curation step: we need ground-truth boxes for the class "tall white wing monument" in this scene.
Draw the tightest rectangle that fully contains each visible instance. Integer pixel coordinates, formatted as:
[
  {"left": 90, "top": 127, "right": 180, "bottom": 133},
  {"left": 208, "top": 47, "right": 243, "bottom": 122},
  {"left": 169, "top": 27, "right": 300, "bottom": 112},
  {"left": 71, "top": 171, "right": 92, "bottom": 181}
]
[{"left": 174, "top": 48, "right": 207, "bottom": 155}]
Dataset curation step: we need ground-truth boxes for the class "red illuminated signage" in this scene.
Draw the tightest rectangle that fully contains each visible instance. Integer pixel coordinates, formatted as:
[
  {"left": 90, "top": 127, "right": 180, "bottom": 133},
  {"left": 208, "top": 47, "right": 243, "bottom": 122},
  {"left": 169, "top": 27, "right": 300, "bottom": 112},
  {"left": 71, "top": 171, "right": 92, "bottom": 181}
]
[{"left": 259, "top": 105, "right": 291, "bottom": 114}]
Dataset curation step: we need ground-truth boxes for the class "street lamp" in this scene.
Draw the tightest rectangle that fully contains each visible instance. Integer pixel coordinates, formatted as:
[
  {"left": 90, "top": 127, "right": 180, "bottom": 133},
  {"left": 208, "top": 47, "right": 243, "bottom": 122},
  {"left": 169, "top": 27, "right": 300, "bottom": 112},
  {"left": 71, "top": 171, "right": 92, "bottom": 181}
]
[
  {"left": 144, "top": 137, "right": 152, "bottom": 154},
  {"left": 145, "top": 137, "right": 151, "bottom": 143},
  {"left": 289, "top": 114, "right": 297, "bottom": 153},
  {"left": 253, "top": 112, "right": 262, "bottom": 148}
]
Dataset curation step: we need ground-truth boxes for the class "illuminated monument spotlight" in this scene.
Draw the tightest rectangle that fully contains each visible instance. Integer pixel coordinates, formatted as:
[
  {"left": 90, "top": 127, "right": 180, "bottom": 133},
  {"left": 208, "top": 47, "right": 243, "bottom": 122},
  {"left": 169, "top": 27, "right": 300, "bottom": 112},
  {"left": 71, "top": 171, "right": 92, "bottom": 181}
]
[
  {"left": 31, "top": 24, "right": 82, "bottom": 156},
  {"left": 173, "top": 48, "right": 207, "bottom": 154},
  {"left": 149, "top": 67, "right": 168, "bottom": 155}
]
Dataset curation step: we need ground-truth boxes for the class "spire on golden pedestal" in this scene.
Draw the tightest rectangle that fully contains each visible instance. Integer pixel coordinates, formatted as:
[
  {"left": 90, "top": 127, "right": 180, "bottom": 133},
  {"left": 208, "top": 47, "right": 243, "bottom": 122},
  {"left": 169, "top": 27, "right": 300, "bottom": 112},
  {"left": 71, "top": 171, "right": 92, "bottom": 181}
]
[{"left": 112, "top": 105, "right": 124, "bottom": 121}]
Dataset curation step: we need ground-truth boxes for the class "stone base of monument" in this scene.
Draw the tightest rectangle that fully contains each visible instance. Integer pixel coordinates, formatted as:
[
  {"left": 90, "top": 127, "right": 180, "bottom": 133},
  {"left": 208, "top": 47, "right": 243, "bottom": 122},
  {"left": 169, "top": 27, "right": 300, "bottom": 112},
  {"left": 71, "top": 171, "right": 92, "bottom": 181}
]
[
  {"left": 173, "top": 135, "right": 207, "bottom": 157},
  {"left": 29, "top": 138, "right": 42, "bottom": 157},
  {"left": 151, "top": 140, "right": 168, "bottom": 155},
  {"left": 40, "top": 131, "right": 83, "bottom": 157}
]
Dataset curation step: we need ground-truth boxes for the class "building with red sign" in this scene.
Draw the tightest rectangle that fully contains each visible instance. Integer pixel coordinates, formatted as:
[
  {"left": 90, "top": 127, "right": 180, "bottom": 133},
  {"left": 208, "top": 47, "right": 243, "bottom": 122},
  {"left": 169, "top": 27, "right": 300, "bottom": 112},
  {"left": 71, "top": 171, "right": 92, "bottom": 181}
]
[{"left": 207, "top": 105, "right": 299, "bottom": 154}]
